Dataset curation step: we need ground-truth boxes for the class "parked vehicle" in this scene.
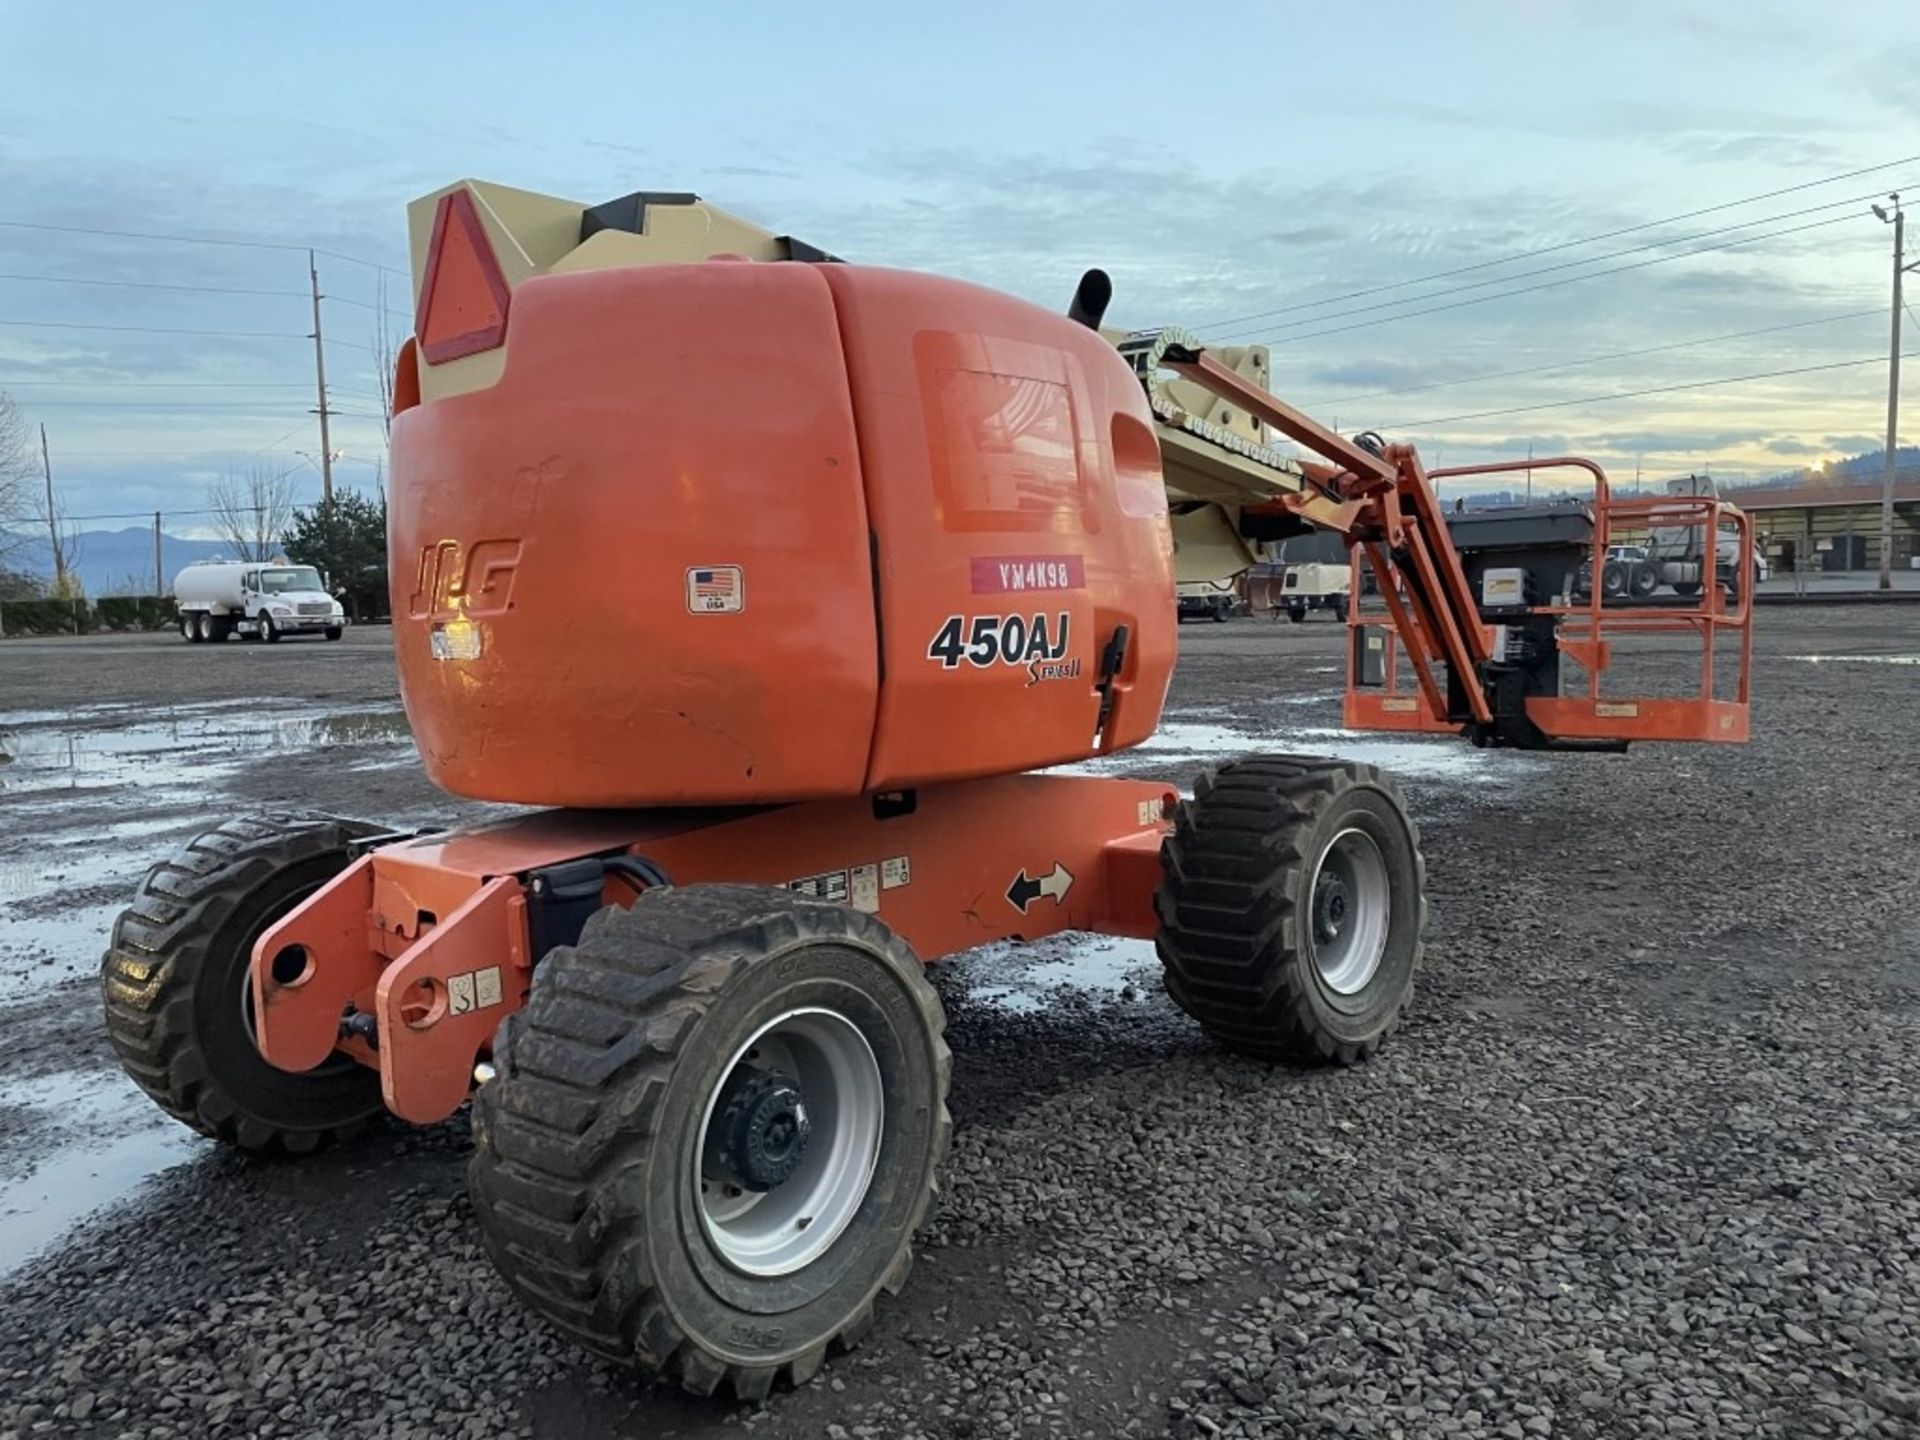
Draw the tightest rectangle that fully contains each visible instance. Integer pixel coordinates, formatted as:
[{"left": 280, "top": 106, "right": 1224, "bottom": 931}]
[
  {"left": 1600, "top": 543, "right": 1660, "bottom": 599},
  {"left": 173, "top": 561, "right": 346, "bottom": 643},
  {"left": 1176, "top": 576, "right": 1238, "bottom": 622},
  {"left": 1275, "top": 531, "right": 1350, "bottom": 622}
]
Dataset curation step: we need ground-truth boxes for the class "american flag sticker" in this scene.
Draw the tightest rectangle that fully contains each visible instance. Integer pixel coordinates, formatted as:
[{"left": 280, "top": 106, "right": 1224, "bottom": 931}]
[{"left": 685, "top": 565, "right": 745, "bottom": 614}]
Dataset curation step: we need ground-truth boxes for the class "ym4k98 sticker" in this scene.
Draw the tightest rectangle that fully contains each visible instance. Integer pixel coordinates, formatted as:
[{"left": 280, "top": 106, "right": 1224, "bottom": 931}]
[{"left": 927, "top": 612, "right": 1080, "bottom": 684}]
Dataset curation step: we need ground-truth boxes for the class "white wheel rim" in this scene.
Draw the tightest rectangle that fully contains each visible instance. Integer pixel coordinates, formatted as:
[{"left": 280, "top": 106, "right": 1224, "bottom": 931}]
[
  {"left": 1308, "top": 828, "right": 1391, "bottom": 996},
  {"left": 695, "top": 1007, "right": 883, "bottom": 1278}
]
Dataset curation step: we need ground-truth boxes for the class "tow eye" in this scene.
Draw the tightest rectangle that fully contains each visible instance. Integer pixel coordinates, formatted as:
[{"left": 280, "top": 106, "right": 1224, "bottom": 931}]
[{"left": 705, "top": 1069, "right": 811, "bottom": 1192}]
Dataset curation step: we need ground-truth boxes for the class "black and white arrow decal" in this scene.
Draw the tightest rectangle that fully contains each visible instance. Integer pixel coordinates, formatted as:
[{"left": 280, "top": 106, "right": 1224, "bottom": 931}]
[{"left": 1005, "top": 862, "right": 1074, "bottom": 915}]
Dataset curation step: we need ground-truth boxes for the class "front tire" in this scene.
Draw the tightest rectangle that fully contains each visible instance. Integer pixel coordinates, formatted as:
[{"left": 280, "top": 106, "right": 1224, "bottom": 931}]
[
  {"left": 261, "top": 613, "right": 281, "bottom": 643},
  {"left": 324, "top": 626, "right": 343, "bottom": 641},
  {"left": 470, "top": 886, "right": 951, "bottom": 1400},
  {"left": 100, "top": 812, "right": 386, "bottom": 1152},
  {"left": 1156, "top": 757, "right": 1426, "bottom": 1064}
]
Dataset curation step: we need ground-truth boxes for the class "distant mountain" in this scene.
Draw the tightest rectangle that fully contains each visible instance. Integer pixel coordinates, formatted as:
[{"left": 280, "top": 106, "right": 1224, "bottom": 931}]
[
  {"left": 3, "top": 528, "right": 235, "bottom": 596},
  {"left": 1721, "top": 445, "right": 1920, "bottom": 492}
]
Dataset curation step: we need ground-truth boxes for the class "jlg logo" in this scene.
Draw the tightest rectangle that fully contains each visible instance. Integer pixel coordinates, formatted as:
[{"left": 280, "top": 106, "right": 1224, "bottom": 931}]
[{"left": 409, "top": 540, "right": 522, "bottom": 621}]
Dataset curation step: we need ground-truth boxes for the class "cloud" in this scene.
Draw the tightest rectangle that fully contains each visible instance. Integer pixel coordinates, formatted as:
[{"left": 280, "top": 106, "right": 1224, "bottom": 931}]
[
  {"left": 1656, "top": 133, "right": 1849, "bottom": 170},
  {"left": 1762, "top": 436, "right": 1823, "bottom": 455},
  {"left": 1310, "top": 360, "right": 1443, "bottom": 390},
  {"left": 1821, "top": 434, "right": 1883, "bottom": 454},
  {"left": 1858, "top": 44, "right": 1920, "bottom": 123},
  {"left": 1587, "top": 427, "right": 1773, "bottom": 453}
]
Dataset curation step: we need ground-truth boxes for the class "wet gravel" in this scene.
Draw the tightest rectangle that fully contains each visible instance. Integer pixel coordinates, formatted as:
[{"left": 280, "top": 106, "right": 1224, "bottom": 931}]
[{"left": 1, "top": 612, "right": 1917, "bottom": 1438}]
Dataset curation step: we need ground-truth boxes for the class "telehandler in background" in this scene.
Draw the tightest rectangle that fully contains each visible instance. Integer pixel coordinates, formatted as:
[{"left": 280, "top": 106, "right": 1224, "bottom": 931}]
[{"left": 103, "top": 181, "right": 1753, "bottom": 1399}]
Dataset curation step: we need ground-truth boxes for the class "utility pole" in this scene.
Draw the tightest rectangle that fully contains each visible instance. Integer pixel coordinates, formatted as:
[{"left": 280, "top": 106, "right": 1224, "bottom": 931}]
[
  {"left": 39, "top": 423, "right": 67, "bottom": 590},
  {"left": 308, "top": 250, "right": 335, "bottom": 509},
  {"left": 1871, "top": 194, "right": 1912, "bottom": 590},
  {"left": 153, "top": 511, "right": 164, "bottom": 596}
]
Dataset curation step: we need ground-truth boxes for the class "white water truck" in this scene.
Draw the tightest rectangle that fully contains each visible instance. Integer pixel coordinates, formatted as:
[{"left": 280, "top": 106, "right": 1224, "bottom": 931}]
[{"left": 173, "top": 561, "right": 345, "bottom": 643}]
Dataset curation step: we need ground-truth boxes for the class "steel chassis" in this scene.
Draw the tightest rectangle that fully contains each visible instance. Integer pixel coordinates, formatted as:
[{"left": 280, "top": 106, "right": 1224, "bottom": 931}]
[{"left": 255, "top": 775, "right": 1176, "bottom": 1123}]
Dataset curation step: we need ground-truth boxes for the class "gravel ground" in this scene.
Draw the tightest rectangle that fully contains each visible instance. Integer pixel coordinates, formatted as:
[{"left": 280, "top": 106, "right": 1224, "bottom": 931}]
[{"left": 0, "top": 612, "right": 1916, "bottom": 1439}]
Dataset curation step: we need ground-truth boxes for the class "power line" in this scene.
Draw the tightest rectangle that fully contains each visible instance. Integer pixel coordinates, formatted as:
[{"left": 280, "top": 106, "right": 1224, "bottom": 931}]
[
  {"left": 0, "top": 271, "right": 309, "bottom": 300},
  {"left": 1300, "top": 309, "right": 1884, "bottom": 409},
  {"left": 17, "top": 400, "right": 313, "bottom": 410},
  {"left": 0, "top": 216, "right": 404, "bottom": 275},
  {"left": 1192, "top": 154, "right": 1920, "bottom": 331},
  {"left": 253, "top": 420, "right": 314, "bottom": 457},
  {"left": 1379, "top": 356, "right": 1886, "bottom": 431},
  {"left": 0, "top": 317, "right": 309, "bottom": 339},
  {"left": 322, "top": 293, "right": 412, "bottom": 320},
  {"left": 0, "top": 379, "right": 310, "bottom": 388},
  {"left": 1221, "top": 212, "right": 1867, "bottom": 347},
  {"left": 1215, "top": 198, "right": 1891, "bottom": 341}
]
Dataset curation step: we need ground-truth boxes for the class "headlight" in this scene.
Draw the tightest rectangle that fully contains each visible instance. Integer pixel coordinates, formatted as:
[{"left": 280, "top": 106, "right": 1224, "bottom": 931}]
[{"left": 271, "top": 605, "right": 291, "bottom": 616}]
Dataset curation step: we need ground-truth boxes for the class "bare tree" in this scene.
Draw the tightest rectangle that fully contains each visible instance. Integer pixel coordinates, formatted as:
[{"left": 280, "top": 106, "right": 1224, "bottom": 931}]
[
  {"left": 106, "top": 569, "right": 154, "bottom": 597},
  {"left": 207, "top": 464, "right": 297, "bottom": 562},
  {"left": 0, "top": 392, "right": 34, "bottom": 569}
]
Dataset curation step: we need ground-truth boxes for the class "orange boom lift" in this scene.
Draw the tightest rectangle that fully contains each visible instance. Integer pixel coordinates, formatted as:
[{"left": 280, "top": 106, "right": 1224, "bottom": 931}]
[{"left": 102, "top": 182, "right": 1752, "bottom": 1399}]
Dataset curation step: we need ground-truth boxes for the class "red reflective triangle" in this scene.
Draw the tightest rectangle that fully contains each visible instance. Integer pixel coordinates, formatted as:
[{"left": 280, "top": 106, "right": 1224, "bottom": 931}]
[{"left": 415, "top": 189, "right": 511, "bottom": 364}]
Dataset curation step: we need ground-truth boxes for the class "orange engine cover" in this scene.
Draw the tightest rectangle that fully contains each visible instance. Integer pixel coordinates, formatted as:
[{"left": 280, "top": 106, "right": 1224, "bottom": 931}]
[{"left": 390, "top": 261, "right": 1174, "bottom": 807}]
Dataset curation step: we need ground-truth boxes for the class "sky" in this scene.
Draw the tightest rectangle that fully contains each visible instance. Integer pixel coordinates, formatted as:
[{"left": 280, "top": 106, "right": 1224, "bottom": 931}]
[{"left": 0, "top": 0, "right": 1915, "bottom": 539}]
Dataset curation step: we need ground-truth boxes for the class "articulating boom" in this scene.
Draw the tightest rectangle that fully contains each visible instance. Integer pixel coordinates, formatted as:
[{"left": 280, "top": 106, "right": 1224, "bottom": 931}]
[{"left": 1118, "top": 328, "right": 1752, "bottom": 750}]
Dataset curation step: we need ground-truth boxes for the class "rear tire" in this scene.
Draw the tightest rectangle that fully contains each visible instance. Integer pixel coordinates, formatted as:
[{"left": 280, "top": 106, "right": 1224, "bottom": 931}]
[
  {"left": 470, "top": 885, "right": 951, "bottom": 1400},
  {"left": 1330, "top": 594, "right": 1350, "bottom": 624},
  {"left": 100, "top": 812, "right": 386, "bottom": 1152},
  {"left": 1156, "top": 756, "right": 1425, "bottom": 1064},
  {"left": 1600, "top": 559, "right": 1629, "bottom": 600},
  {"left": 181, "top": 614, "right": 199, "bottom": 643},
  {"left": 1629, "top": 562, "right": 1658, "bottom": 599},
  {"left": 1286, "top": 605, "right": 1306, "bottom": 624}
]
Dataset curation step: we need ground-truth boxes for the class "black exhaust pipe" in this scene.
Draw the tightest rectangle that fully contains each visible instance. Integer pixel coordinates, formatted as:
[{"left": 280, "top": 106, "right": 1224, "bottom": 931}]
[{"left": 1067, "top": 268, "right": 1112, "bottom": 330}]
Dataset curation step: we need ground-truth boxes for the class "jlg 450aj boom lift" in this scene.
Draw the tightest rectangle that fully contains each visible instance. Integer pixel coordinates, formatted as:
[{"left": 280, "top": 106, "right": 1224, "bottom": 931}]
[{"left": 103, "top": 182, "right": 1753, "bottom": 1399}]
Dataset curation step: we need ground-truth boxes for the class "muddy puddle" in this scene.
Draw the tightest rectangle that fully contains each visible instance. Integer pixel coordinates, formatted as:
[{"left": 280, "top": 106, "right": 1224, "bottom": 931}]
[
  {"left": 0, "top": 701, "right": 421, "bottom": 997},
  {"left": 1074, "top": 713, "right": 1543, "bottom": 784},
  {"left": 0, "top": 699, "right": 426, "bottom": 1271},
  {"left": 954, "top": 934, "right": 1158, "bottom": 1014},
  {"left": 1787, "top": 654, "right": 1920, "bottom": 666},
  {"left": 0, "top": 1068, "right": 204, "bottom": 1279},
  {"left": 0, "top": 700, "right": 415, "bottom": 805}
]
